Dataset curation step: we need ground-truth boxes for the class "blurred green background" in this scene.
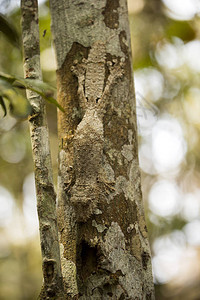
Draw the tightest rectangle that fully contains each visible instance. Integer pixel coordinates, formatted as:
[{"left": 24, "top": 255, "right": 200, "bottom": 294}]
[{"left": 0, "top": 0, "right": 200, "bottom": 299}]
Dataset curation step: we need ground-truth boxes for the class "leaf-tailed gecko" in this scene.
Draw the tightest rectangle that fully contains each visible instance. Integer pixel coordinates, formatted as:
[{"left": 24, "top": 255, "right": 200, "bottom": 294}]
[{"left": 70, "top": 41, "right": 124, "bottom": 222}]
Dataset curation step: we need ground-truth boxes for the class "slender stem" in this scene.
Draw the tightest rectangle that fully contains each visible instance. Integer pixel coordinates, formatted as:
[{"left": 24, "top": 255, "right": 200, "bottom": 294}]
[{"left": 21, "top": 0, "right": 64, "bottom": 298}]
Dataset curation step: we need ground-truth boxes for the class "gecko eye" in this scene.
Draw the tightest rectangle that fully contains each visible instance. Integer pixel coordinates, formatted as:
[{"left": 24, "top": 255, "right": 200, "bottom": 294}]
[{"left": 96, "top": 98, "right": 100, "bottom": 103}]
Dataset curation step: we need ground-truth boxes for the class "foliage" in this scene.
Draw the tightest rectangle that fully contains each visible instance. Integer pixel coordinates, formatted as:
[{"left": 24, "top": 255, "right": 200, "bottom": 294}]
[
  {"left": 0, "top": 13, "right": 20, "bottom": 48},
  {"left": 0, "top": 11, "right": 63, "bottom": 119},
  {"left": 0, "top": 71, "right": 64, "bottom": 118}
]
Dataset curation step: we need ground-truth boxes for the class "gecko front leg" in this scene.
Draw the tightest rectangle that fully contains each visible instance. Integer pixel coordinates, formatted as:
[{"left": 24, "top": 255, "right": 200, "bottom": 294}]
[{"left": 71, "top": 59, "right": 87, "bottom": 113}]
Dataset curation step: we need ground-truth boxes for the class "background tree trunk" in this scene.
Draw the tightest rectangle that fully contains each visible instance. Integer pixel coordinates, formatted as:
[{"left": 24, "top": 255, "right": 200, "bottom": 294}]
[
  {"left": 49, "top": 0, "right": 155, "bottom": 298},
  {"left": 21, "top": 0, "right": 64, "bottom": 298}
]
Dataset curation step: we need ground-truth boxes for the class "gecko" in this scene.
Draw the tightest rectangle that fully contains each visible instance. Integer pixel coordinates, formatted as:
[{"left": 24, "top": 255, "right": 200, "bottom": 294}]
[{"left": 70, "top": 41, "right": 124, "bottom": 222}]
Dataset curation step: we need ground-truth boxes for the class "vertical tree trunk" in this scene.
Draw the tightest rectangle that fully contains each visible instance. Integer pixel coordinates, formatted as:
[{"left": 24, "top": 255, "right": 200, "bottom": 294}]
[
  {"left": 21, "top": 1, "right": 64, "bottom": 298},
  {"left": 50, "top": 0, "right": 155, "bottom": 298}
]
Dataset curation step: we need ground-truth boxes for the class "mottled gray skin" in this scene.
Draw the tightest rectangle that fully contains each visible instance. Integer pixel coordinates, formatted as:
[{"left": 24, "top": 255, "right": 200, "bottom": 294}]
[{"left": 70, "top": 41, "right": 124, "bottom": 222}]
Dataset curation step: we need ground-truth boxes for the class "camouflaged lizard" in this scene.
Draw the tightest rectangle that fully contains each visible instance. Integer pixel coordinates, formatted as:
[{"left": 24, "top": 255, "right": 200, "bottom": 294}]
[{"left": 70, "top": 41, "right": 124, "bottom": 222}]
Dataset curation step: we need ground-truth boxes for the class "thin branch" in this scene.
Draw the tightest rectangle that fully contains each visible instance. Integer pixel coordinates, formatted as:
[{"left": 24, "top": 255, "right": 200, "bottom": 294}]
[{"left": 20, "top": 0, "right": 64, "bottom": 298}]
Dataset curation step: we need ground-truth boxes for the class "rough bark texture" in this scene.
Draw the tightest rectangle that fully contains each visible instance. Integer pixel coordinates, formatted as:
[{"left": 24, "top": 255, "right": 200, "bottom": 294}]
[
  {"left": 21, "top": 1, "right": 64, "bottom": 298},
  {"left": 50, "top": 0, "right": 155, "bottom": 299}
]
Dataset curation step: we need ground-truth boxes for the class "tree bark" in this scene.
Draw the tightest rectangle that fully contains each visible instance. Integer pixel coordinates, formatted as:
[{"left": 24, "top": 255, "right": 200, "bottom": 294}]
[
  {"left": 21, "top": 1, "right": 64, "bottom": 298},
  {"left": 50, "top": 0, "right": 155, "bottom": 298}
]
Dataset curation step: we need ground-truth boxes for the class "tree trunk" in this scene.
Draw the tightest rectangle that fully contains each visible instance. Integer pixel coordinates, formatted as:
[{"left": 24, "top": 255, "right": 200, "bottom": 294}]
[
  {"left": 21, "top": 1, "right": 64, "bottom": 298},
  {"left": 49, "top": 0, "right": 155, "bottom": 298}
]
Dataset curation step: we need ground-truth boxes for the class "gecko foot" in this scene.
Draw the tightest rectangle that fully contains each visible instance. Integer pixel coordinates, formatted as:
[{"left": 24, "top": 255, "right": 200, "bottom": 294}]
[
  {"left": 71, "top": 59, "right": 86, "bottom": 77},
  {"left": 107, "top": 57, "right": 125, "bottom": 81},
  {"left": 103, "top": 181, "right": 115, "bottom": 193}
]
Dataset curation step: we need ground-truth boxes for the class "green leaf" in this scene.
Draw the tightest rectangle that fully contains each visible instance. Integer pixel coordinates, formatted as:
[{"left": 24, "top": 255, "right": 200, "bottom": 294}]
[
  {"left": 16, "top": 77, "right": 56, "bottom": 92},
  {"left": 15, "top": 78, "right": 64, "bottom": 112},
  {"left": 1, "top": 89, "right": 32, "bottom": 119},
  {"left": 0, "top": 14, "right": 20, "bottom": 48},
  {"left": 0, "top": 72, "right": 64, "bottom": 112},
  {"left": 0, "top": 72, "right": 16, "bottom": 84},
  {"left": 0, "top": 95, "right": 7, "bottom": 117},
  {"left": 0, "top": 74, "right": 31, "bottom": 118},
  {"left": 0, "top": 78, "right": 13, "bottom": 92},
  {"left": 26, "top": 85, "right": 64, "bottom": 112}
]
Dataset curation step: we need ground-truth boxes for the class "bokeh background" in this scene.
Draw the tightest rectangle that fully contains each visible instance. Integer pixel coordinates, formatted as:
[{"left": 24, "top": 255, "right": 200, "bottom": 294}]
[{"left": 0, "top": 0, "right": 200, "bottom": 299}]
